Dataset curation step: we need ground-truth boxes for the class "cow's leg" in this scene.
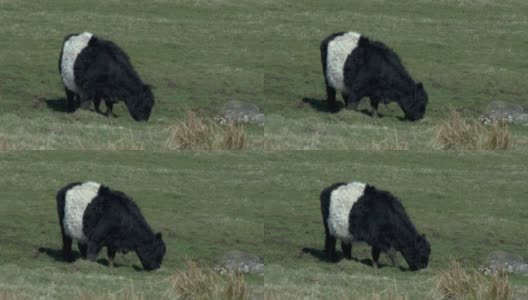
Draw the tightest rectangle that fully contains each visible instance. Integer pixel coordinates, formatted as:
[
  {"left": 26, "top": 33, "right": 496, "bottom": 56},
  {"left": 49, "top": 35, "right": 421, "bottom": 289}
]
[
  {"left": 387, "top": 248, "right": 399, "bottom": 267},
  {"left": 78, "top": 243, "right": 88, "bottom": 259},
  {"left": 345, "top": 91, "right": 362, "bottom": 111},
  {"left": 370, "top": 97, "right": 381, "bottom": 118},
  {"left": 107, "top": 247, "right": 117, "bottom": 268},
  {"left": 325, "top": 233, "right": 337, "bottom": 262},
  {"left": 105, "top": 100, "right": 116, "bottom": 118},
  {"left": 326, "top": 85, "right": 338, "bottom": 112},
  {"left": 64, "top": 88, "right": 76, "bottom": 113},
  {"left": 61, "top": 227, "right": 74, "bottom": 262},
  {"left": 93, "top": 98, "right": 103, "bottom": 114},
  {"left": 86, "top": 220, "right": 111, "bottom": 261},
  {"left": 371, "top": 246, "right": 381, "bottom": 269},
  {"left": 341, "top": 241, "right": 352, "bottom": 260}
]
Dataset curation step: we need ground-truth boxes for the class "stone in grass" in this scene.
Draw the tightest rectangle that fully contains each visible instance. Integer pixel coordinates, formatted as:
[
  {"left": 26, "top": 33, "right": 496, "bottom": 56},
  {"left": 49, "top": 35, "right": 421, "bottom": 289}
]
[
  {"left": 214, "top": 250, "right": 264, "bottom": 275},
  {"left": 479, "top": 100, "right": 528, "bottom": 126},
  {"left": 479, "top": 250, "right": 528, "bottom": 276},
  {"left": 215, "top": 101, "right": 265, "bottom": 127}
]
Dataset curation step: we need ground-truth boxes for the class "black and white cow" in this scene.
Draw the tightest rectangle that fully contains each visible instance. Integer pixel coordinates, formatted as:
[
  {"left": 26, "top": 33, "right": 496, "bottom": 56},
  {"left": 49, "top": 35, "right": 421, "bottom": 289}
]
[
  {"left": 56, "top": 181, "right": 166, "bottom": 271},
  {"left": 59, "top": 32, "right": 154, "bottom": 121},
  {"left": 320, "top": 182, "right": 430, "bottom": 271},
  {"left": 320, "top": 32, "right": 428, "bottom": 121}
]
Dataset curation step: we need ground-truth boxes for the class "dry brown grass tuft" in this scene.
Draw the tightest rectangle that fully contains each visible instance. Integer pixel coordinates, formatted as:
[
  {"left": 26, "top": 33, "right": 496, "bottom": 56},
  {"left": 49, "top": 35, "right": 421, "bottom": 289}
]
[
  {"left": 486, "top": 121, "right": 513, "bottom": 150},
  {"left": 435, "top": 260, "right": 484, "bottom": 299},
  {"left": 487, "top": 272, "right": 512, "bottom": 300},
  {"left": 222, "top": 124, "right": 247, "bottom": 150},
  {"left": 165, "top": 110, "right": 219, "bottom": 150},
  {"left": 222, "top": 273, "right": 248, "bottom": 300},
  {"left": 432, "top": 108, "right": 512, "bottom": 150},
  {"left": 433, "top": 260, "right": 512, "bottom": 300},
  {"left": 166, "top": 260, "right": 248, "bottom": 300},
  {"left": 165, "top": 109, "right": 248, "bottom": 150}
]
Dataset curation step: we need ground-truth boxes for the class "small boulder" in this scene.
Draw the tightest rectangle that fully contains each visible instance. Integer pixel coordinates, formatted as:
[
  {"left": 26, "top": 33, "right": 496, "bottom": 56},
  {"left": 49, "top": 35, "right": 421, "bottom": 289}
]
[
  {"left": 214, "top": 250, "right": 264, "bottom": 275},
  {"left": 479, "top": 101, "right": 528, "bottom": 125},
  {"left": 479, "top": 251, "right": 528, "bottom": 276},
  {"left": 215, "top": 101, "right": 264, "bottom": 127}
]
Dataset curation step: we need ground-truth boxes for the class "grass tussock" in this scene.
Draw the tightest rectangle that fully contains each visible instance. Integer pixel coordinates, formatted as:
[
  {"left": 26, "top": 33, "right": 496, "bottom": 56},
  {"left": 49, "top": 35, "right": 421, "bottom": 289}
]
[
  {"left": 433, "top": 260, "right": 512, "bottom": 300},
  {"left": 166, "top": 260, "right": 248, "bottom": 300},
  {"left": 165, "top": 110, "right": 247, "bottom": 150},
  {"left": 433, "top": 108, "right": 512, "bottom": 150},
  {"left": 222, "top": 124, "right": 247, "bottom": 150}
]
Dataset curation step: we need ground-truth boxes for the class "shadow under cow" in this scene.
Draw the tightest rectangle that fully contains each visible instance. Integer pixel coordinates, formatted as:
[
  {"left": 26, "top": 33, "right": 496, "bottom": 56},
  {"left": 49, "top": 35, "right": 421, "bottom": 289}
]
[
  {"left": 37, "top": 247, "right": 128, "bottom": 269},
  {"left": 301, "top": 97, "right": 343, "bottom": 113},
  {"left": 44, "top": 98, "right": 70, "bottom": 112},
  {"left": 301, "top": 247, "right": 397, "bottom": 269}
]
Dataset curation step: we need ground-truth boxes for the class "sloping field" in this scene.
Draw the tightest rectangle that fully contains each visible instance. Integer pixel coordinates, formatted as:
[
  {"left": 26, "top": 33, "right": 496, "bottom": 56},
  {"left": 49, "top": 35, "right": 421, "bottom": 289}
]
[
  {"left": 0, "top": 152, "right": 264, "bottom": 299},
  {"left": 0, "top": 0, "right": 527, "bottom": 149}
]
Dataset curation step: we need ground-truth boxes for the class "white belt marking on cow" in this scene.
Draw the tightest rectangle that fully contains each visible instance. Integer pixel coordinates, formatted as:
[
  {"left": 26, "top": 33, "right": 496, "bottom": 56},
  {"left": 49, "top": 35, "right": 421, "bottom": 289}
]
[
  {"left": 61, "top": 32, "right": 93, "bottom": 94},
  {"left": 328, "top": 181, "right": 366, "bottom": 243},
  {"left": 326, "top": 32, "right": 361, "bottom": 93},
  {"left": 63, "top": 181, "right": 100, "bottom": 242}
]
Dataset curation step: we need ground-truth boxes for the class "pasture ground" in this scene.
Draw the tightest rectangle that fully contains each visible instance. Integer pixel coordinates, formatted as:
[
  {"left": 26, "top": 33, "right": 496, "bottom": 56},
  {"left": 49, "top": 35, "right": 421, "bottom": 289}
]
[
  {"left": 263, "top": 151, "right": 528, "bottom": 299},
  {"left": 1, "top": 151, "right": 527, "bottom": 299},
  {"left": 0, "top": 0, "right": 527, "bottom": 149},
  {"left": 0, "top": 152, "right": 264, "bottom": 299}
]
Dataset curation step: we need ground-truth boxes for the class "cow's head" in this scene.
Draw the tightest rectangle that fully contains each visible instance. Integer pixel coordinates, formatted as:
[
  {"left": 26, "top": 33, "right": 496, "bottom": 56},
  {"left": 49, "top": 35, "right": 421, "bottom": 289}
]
[
  {"left": 127, "top": 84, "right": 155, "bottom": 122},
  {"left": 402, "top": 234, "right": 431, "bottom": 271},
  {"left": 137, "top": 232, "right": 166, "bottom": 271},
  {"left": 401, "top": 82, "right": 428, "bottom": 121}
]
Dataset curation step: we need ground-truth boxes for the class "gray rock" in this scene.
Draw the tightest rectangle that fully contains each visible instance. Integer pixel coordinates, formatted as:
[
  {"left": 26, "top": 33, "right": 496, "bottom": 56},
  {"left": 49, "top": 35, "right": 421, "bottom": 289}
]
[
  {"left": 215, "top": 101, "right": 264, "bottom": 127},
  {"left": 479, "top": 251, "right": 528, "bottom": 276},
  {"left": 479, "top": 101, "right": 528, "bottom": 125},
  {"left": 214, "top": 250, "right": 264, "bottom": 275}
]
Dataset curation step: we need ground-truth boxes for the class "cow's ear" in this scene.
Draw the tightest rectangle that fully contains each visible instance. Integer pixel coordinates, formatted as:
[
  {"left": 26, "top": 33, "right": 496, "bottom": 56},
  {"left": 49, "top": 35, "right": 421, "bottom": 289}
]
[
  {"left": 416, "top": 82, "right": 423, "bottom": 89},
  {"left": 156, "top": 232, "right": 163, "bottom": 240}
]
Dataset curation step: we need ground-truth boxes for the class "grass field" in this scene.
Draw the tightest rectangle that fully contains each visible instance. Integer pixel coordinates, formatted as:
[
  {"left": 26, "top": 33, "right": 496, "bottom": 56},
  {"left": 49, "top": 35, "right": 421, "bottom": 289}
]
[
  {"left": 0, "top": 152, "right": 265, "bottom": 299},
  {"left": 0, "top": 151, "right": 527, "bottom": 299},
  {"left": 0, "top": 0, "right": 527, "bottom": 149},
  {"left": 262, "top": 151, "right": 528, "bottom": 299},
  {"left": 1, "top": 0, "right": 528, "bottom": 299}
]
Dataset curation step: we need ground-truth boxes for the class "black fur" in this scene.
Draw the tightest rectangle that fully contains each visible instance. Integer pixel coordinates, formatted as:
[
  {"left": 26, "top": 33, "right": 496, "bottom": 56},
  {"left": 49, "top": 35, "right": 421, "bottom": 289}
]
[
  {"left": 320, "top": 183, "right": 431, "bottom": 271},
  {"left": 321, "top": 33, "right": 428, "bottom": 121},
  {"left": 56, "top": 183, "right": 166, "bottom": 271},
  {"left": 59, "top": 33, "right": 154, "bottom": 121}
]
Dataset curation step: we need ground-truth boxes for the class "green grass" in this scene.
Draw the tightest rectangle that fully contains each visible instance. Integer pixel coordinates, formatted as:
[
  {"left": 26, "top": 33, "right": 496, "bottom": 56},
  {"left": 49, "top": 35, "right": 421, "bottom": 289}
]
[
  {"left": 262, "top": 151, "right": 528, "bottom": 299},
  {"left": 261, "top": 0, "right": 528, "bottom": 149},
  {"left": 1, "top": 0, "right": 528, "bottom": 149},
  {"left": 0, "top": 0, "right": 265, "bottom": 149},
  {"left": 1, "top": 0, "right": 528, "bottom": 299},
  {"left": 0, "top": 152, "right": 264, "bottom": 299},
  {"left": 1, "top": 151, "right": 527, "bottom": 299}
]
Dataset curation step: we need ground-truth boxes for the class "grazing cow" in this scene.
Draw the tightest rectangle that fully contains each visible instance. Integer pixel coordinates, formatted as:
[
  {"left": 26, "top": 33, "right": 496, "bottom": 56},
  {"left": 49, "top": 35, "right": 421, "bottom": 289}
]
[
  {"left": 56, "top": 181, "right": 166, "bottom": 271},
  {"left": 320, "top": 182, "right": 430, "bottom": 271},
  {"left": 320, "top": 32, "right": 428, "bottom": 121},
  {"left": 59, "top": 32, "right": 154, "bottom": 121}
]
